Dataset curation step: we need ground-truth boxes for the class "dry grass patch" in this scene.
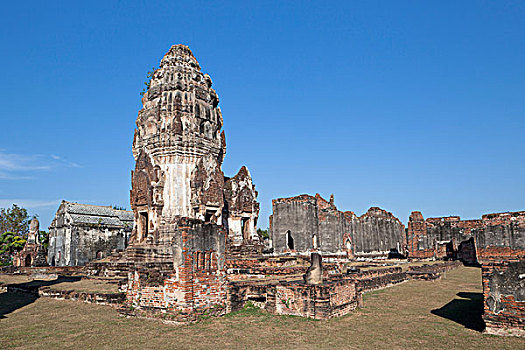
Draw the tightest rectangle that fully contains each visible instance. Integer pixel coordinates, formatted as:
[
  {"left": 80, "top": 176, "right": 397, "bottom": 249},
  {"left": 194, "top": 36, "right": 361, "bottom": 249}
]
[
  {"left": 0, "top": 274, "right": 35, "bottom": 285},
  {"left": 0, "top": 274, "right": 119, "bottom": 294},
  {"left": 49, "top": 278, "right": 119, "bottom": 294},
  {"left": 1, "top": 267, "right": 524, "bottom": 349}
]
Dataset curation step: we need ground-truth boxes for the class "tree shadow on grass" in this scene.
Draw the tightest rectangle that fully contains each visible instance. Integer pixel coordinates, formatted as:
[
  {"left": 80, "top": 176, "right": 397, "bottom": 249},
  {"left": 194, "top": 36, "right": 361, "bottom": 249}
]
[
  {"left": 431, "top": 292, "right": 485, "bottom": 332},
  {"left": 0, "top": 276, "right": 81, "bottom": 319}
]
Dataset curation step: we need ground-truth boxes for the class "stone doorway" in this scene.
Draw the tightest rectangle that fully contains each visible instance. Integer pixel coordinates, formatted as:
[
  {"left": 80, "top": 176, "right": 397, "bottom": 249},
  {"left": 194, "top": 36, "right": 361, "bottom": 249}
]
[
  {"left": 242, "top": 217, "right": 250, "bottom": 241},
  {"left": 287, "top": 230, "right": 294, "bottom": 250},
  {"left": 139, "top": 211, "right": 149, "bottom": 242}
]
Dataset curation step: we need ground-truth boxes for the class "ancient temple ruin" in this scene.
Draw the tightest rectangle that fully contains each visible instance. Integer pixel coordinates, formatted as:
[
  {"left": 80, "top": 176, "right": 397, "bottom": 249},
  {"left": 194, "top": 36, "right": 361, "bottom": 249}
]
[
  {"left": 91, "top": 45, "right": 262, "bottom": 317},
  {"left": 407, "top": 210, "right": 525, "bottom": 335},
  {"left": 13, "top": 218, "right": 47, "bottom": 267},
  {"left": 407, "top": 210, "right": 525, "bottom": 263},
  {"left": 5, "top": 44, "right": 522, "bottom": 335},
  {"left": 47, "top": 201, "right": 133, "bottom": 266},
  {"left": 129, "top": 44, "right": 260, "bottom": 253},
  {"left": 269, "top": 193, "right": 406, "bottom": 258}
]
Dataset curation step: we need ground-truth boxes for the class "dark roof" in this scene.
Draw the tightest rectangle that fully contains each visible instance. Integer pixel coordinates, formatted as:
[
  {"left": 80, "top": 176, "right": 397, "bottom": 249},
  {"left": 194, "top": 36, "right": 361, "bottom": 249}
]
[{"left": 62, "top": 201, "right": 133, "bottom": 228}]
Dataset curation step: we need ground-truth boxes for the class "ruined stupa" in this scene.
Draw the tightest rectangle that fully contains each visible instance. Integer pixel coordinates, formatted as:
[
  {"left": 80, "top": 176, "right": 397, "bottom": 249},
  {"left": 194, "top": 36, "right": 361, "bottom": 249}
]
[
  {"left": 128, "top": 44, "right": 260, "bottom": 258},
  {"left": 14, "top": 218, "right": 47, "bottom": 267}
]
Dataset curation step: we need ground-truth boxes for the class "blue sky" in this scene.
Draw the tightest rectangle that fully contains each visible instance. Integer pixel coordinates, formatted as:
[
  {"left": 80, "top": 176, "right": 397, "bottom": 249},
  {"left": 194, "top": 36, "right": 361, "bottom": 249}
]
[{"left": 1, "top": 1, "right": 524, "bottom": 229}]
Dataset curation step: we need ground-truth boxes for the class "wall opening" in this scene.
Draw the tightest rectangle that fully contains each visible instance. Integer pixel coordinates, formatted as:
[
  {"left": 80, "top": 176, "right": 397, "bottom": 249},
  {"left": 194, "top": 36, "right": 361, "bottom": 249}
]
[
  {"left": 458, "top": 237, "right": 478, "bottom": 265},
  {"left": 204, "top": 252, "right": 210, "bottom": 270},
  {"left": 195, "top": 103, "right": 200, "bottom": 117},
  {"left": 210, "top": 252, "right": 215, "bottom": 270},
  {"left": 195, "top": 252, "right": 200, "bottom": 270},
  {"left": 25, "top": 255, "right": 32, "bottom": 267},
  {"left": 199, "top": 251, "right": 205, "bottom": 271},
  {"left": 205, "top": 210, "right": 215, "bottom": 223},
  {"left": 286, "top": 230, "right": 294, "bottom": 250},
  {"left": 241, "top": 217, "right": 250, "bottom": 240},
  {"left": 96, "top": 250, "right": 103, "bottom": 260},
  {"left": 50, "top": 257, "right": 55, "bottom": 267},
  {"left": 139, "top": 211, "right": 149, "bottom": 242},
  {"left": 312, "top": 234, "right": 318, "bottom": 249},
  {"left": 346, "top": 239, "right": 352, "bottom": 251}
]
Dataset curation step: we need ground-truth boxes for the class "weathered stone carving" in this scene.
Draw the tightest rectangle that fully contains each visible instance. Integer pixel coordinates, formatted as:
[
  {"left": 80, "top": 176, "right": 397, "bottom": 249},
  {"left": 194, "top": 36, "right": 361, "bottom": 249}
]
[
  {"left": 129, "top": 44, "right": 259, "bottom": 246},
  {"left": 190, "top": 154, "right": 225, "bottom": 223},
  {"left": 27, "top": 218, "right": 39, "bottom": 244},
  {"left": 303, "top": 252, "right": 323, "bottom": 285},
  {"left": 119, "top": 45, "right": 262, "bottom": 318},
  {"left": 14, "top": 217, "right": 47, "bottom": 267},
  {"left": 224, "top": 166, "right": 260, "bottom": 243}
]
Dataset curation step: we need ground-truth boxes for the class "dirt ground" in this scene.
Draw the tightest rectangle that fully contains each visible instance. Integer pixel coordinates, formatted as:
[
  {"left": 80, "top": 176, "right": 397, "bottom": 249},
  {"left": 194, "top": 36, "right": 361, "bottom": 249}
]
[
  {"left": 0, "top": 274, "right": 119, "bottom": 293},
  {"left": 1, "top": 266, "right": 524, "bottom": 349}
]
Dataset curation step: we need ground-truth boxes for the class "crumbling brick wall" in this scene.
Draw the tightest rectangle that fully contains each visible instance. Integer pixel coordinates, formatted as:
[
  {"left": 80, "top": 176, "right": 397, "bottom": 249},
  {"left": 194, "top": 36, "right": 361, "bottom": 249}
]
[
  {"left": 226, "top": 277, "right": 360, "bottom": 320},
  {"left": 342, "top": 267, "right": 408, "bottom": 292},
  {"left": 409, "top": 210, "right": 525, "bottom": 336},
  {"left": 270, "top": 194, "right": 405, "bottom": 257},
  {"left": 126, "top": 218, "right": 227, "bottom": 320},
  {"left": 407, "top": 261, "right": 462, "bottom": 280},
  {"left": 479, "top": 242, "right": 525, "bottom": 336},
  {"left": 274, "top": 279, "right": 359, "bottom": 319},
  {"left": 481, "top": 259, "right": 525, "bottom": 336},
  {"left": 407, "top": 210, "right": 525, "bottom": 263}
]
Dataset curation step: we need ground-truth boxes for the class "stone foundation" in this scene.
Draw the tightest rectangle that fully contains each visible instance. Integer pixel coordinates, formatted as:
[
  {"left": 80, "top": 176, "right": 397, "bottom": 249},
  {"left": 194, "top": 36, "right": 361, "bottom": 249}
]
[
  {"left": 227, "top": 278, "right": 359, "bottom": 320},
  {"left": 407, "top": 261, "right": 462, "bottom": 280}
]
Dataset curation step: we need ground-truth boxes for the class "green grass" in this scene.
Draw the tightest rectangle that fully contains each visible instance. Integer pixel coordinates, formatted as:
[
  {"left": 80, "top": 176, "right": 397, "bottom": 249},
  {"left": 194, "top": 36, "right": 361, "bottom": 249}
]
[{"left": 0, "top": 267, "right": 524, "bottom": 349}]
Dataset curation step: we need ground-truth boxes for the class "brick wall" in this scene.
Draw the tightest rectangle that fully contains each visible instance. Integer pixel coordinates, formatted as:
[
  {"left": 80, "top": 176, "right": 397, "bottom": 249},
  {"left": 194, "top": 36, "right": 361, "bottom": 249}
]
[
  {"left": 480, "top": 247, "right": 525, "bottom": 337},
  {"left": 407, "top": 261, "right": 462, "bottom": 280},
  {"left": 125, "top": 218, "right": 228, "bottom": 321},
  {"left": 342, "top": 267, "right": 408, "bottom": 292},
  {"left": 226, "top": 278, "right": 359, "bottom": 320},
  {"left": 273, "top": 279, "right": 359, "bottom": 319},
  {"left": 270, "top": 194, "right": 405, "bottom": 257},
  {"left": 407, "top": 210, "right": 525, "bottom": 263}
]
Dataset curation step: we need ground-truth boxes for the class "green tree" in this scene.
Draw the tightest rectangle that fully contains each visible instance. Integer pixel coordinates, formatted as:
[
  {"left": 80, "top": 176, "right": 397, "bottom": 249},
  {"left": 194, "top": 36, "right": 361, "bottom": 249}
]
[
  {"left": 257, "top": 228, "right": 269, "bottom": 239},
  {"left": 39, "top": 230, "right": 49, "bottom": 249},
  {"left": 112, "top": 205, "right": 127, "bottom": 210},
  {"left": 0, "top": 204, "right": 31, "bottom": 238},
  {"left": 140, "top": 67, "right": 157, "bottom": 96},
  {"left": 0, "top": 232, "right": 27, "bottom": 265},
  {"left": 0, "top": 204, "right": 32, "bottom": 265}
]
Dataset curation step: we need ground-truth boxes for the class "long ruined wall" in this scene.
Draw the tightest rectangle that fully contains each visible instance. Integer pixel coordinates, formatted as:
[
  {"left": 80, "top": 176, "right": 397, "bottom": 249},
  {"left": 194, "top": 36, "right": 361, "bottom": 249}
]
[
  {"left": 270, "top": 195, "right": 320, "bottom": 254},
  {"left": 407, "top": 210, "right": 525, "bottom": 336},
  {"left": 349, "top": 207, "right": 405, "bottom": 256},
  {"left": 269, "top": 194, "right": 405, "bottom": 257},
  {"left": 407, "top": 210, "right": 525, "bottom": 261}
]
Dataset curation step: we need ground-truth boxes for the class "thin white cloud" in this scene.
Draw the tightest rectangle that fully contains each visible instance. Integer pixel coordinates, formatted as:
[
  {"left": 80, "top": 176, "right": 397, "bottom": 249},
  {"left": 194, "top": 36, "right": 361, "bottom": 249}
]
[
  {"left": 0, "top": 199, "right": 61, "bottom": 209},
  {"left": 0, "top": 172, "right": 34, "bottom": 180},
  {"left": 0, "top": 150, "right": 82, "bottom": 180},
  {"left": 0, "top": 152, "right": 50, "bottom": 171},
  {"left": 50, "top": 154, "right": 82, "bottom": 168}
]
